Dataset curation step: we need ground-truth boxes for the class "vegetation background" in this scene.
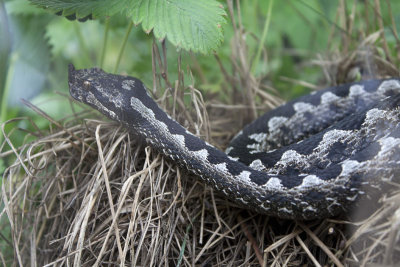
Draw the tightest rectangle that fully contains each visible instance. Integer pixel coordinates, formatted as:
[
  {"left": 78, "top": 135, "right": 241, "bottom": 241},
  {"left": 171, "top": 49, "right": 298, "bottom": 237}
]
[{"left": 1, "top": 0, "right": 399, "bottom": 266}]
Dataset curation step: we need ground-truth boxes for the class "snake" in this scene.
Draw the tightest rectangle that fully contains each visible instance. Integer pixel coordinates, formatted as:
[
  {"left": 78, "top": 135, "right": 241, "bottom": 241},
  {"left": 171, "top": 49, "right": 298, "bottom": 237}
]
[{"left": 68, "top": 64, "right": 400, "bottom": 220}]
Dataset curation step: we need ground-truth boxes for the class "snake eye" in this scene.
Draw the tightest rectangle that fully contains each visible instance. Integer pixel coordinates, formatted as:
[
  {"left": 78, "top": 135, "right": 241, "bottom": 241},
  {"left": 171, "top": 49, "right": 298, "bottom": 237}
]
[{"left": 83, "top": 80, "right": 91, "bottom": 90}]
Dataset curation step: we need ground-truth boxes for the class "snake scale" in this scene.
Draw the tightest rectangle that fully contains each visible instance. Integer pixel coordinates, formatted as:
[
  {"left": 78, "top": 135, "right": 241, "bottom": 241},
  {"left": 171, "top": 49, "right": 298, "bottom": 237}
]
[{"left": 68, "top": 64, "right": 400, "bottom": 220}]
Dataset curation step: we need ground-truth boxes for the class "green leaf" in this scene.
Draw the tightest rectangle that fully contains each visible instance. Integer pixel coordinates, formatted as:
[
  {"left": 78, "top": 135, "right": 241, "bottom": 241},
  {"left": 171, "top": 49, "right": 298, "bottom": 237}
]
[
  {"left": 27, "top": 0, "right": 226, "bottom": 54},
  {"left": 28, "top": 0, "right": 129, "bottom": 18},
  {"left": 5, "top": 0, "right": 46, "bottom": 16},
  {"left": 128, "top": 0, "right": 226, "bottom": 53}
]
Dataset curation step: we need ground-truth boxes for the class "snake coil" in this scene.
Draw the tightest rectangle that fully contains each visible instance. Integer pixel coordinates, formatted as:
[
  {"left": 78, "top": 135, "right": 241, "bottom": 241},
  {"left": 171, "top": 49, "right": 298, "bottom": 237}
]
[{"left": 68, "top": 65, "right": 400, "bottom": 220}]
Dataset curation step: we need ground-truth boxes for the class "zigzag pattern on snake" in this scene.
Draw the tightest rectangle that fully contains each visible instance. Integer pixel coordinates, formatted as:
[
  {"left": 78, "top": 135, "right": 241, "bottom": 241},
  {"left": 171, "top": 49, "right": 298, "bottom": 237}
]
[{"left": 68, "top": 64, "right": 400, "bottom": 220}]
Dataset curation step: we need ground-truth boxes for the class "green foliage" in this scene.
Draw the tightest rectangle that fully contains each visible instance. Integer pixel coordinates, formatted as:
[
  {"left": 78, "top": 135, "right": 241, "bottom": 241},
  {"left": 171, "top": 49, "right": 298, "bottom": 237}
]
[
  {"left": 28, "top": 0, "right": 226, "bottom": 54},
  {"left": 29, "top": 0, "right": 126, "bottom": 17},
  {"left": 5, "top": 0, "right": 46, "bottom": 15},
  {"left": 6, "top": 15, "right": 51, "bottom": 106}
]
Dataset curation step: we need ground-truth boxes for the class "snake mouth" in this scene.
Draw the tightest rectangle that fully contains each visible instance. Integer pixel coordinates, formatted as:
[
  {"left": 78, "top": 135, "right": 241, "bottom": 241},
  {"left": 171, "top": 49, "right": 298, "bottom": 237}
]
[
  {"left": 68, "top": 64, "right": 77, "bottom": 84},
  {"left": 68, "top": 64, "right": 77, "bottom": 98},
  {"left": 68, "top": 64, "right": 86, "bottom": 102}
]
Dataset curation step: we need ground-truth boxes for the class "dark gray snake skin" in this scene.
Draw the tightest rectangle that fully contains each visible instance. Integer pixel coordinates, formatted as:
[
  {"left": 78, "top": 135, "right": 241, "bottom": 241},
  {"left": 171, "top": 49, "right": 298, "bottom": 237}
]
[{"left": 68, "top": 64, "right": 400, "bottom": 220}]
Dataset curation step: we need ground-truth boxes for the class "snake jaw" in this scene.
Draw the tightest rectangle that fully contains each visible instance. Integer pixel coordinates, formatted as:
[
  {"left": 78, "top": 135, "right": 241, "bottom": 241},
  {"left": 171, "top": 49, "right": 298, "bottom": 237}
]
[{"left": 68, "top": 64, "right": 84, "bottom": 101}]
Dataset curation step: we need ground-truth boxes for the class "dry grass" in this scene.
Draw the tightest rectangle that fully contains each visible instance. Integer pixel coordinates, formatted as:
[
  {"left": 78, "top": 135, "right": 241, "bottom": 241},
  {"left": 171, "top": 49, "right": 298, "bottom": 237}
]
[{"left": 1, "top": 1, "right": 400, "bottom": 266}]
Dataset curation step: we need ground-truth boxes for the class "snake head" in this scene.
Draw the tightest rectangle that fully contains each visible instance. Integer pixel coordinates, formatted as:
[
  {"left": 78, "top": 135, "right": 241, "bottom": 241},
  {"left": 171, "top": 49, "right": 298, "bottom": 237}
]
[
  {"left": 68, "top": 64, "right": 102, "bottom": 102},
  {"left": 68, "top": 64, "right": 149, "bottom": 122}
]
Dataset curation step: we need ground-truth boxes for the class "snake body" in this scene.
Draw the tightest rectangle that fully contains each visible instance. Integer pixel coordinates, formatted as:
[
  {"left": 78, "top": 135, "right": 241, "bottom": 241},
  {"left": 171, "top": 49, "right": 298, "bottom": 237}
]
[{"left": 68, "top": 64, "right": 400, "bottom": 220}]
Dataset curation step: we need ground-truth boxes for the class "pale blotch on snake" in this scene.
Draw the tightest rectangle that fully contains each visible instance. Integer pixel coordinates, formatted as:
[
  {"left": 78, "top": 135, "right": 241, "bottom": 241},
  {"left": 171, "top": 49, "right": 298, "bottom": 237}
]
[{"left": 68, "top": 64, "right": 400, "bottom": 220}]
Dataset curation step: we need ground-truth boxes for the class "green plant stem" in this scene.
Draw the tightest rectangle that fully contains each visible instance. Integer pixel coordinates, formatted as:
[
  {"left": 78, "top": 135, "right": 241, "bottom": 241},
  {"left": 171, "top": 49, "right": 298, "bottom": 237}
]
[
  {"left": 0, "top": 53, "right": 17, "bottom": 146},
  {"left": 99, "top": 18, "right": 110, "bottom": 68},
  {"left": 73, "top": 22, "right": 92, "bottom": 65},
  {"left": 0, "top": 0, "right": 11, "bottom": 114},
  {"left": 251, "top": 0, "right": 274, "bottom": 74},
  {"left": 114, "top": 21, "right": 134, "bottom": 73},
  {"left": 176, "top": 213, "right": 199, "bottom": 267}
]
